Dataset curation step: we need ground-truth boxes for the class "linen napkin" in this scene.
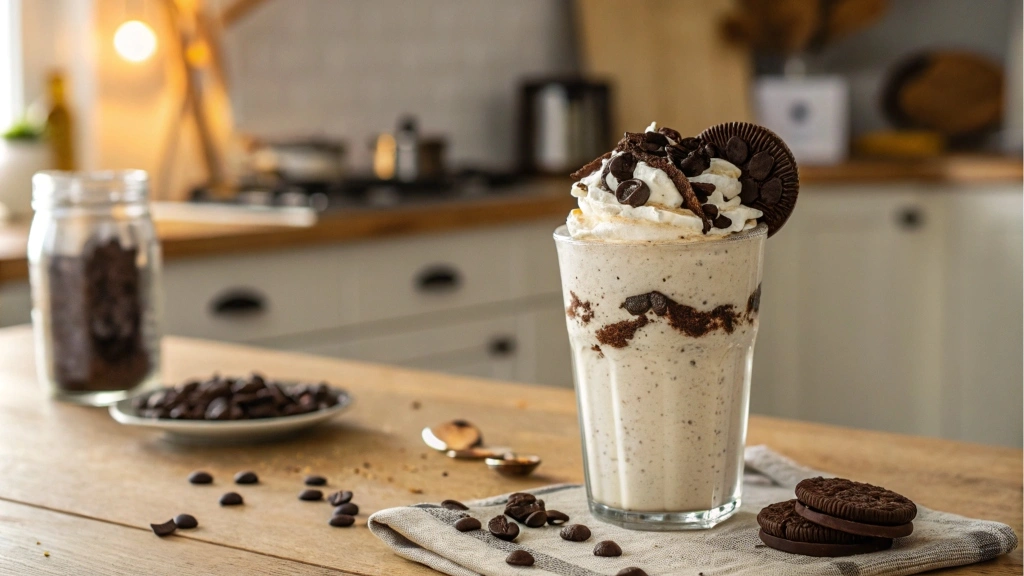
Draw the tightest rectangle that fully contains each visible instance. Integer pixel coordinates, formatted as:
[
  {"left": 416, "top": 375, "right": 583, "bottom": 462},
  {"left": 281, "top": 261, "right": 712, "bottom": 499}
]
[{"left": 368, "top": 446, "right": 1017, "bottom": 576}]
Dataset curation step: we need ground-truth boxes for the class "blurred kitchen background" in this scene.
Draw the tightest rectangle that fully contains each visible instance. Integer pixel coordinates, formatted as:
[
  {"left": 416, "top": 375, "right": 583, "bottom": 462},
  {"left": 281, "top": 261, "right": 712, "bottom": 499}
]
[{"left": 0, "top": 0, "right": 1020, "bottom": 446}]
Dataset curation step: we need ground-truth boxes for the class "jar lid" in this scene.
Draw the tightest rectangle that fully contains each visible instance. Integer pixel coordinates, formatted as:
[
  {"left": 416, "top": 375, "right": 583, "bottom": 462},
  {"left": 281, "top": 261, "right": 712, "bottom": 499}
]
[{"left": 32, "top": 170, "right": 149, "bottom": 208}]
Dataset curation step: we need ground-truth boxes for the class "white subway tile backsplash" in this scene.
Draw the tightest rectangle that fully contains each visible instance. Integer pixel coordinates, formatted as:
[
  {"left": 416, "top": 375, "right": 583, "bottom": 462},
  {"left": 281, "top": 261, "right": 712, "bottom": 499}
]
[{"left": 220, "top": 0, "right": 576, "bottom": 170}]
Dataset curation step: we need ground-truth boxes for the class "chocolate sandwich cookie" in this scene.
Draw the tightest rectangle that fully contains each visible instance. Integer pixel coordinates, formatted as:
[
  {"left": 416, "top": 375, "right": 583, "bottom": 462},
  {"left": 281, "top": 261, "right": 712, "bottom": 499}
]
[
  {"left": 795, "top": 477, "right": 917, "bottom": 538},
  {"left": 697, "top": 122, "right": 799, "bottom": 237},
  {"left": 757, "top": 500, "right": 892, "bottom": 557}
]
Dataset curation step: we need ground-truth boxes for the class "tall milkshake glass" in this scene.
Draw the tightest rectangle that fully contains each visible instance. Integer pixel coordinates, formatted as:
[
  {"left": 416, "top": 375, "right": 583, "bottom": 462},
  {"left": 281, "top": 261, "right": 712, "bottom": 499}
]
[{"left": 554, "top": 223, "right": 767, "bottom": 530}]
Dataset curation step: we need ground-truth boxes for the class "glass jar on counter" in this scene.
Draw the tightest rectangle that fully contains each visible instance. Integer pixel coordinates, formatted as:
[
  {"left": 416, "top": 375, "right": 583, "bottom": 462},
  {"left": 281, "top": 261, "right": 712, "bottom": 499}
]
[{"left": 28, "top": 171, "right": 163, "bottom": 405}]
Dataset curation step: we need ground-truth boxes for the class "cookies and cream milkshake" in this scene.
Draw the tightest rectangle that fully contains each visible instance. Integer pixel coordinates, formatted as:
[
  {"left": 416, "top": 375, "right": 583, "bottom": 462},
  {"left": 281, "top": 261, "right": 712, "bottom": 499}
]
[{"left": 554, "top": 121, "right": 799, "bottom": 530}]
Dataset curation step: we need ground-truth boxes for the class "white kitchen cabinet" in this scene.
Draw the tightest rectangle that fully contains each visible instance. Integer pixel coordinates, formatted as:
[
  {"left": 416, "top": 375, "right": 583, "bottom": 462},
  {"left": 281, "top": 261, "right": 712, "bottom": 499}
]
[{"left": 0, "top": 281, "right": 31, "bottom": 327}]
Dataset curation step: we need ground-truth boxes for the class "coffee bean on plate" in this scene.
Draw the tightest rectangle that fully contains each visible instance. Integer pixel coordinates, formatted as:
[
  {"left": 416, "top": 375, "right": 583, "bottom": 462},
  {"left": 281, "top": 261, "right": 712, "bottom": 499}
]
[
  {"left": 488, "top": 515, "right": 520, "bottom": 542},
  {"left": 615, "top": 179, "right": 650, "bottom": 208},
  {"left": 219, "top": 492, "right": 244, "bottom": 506},
  {"left": 304, "top": 475, "right": 327, "bottom": 486},
  {"left": 329, "top": 514, "right": 356, "bottom": 527},
  {"left": 617, "top": 568, "right": 649, "bottom": 576},
  {"left": 441, "top": 499, "right": 469, "bottom": 511},
  {"left": 594, "top": 540, "right": 623, "bottom": 557},
  {"left": 174, "top": 514, "right": 198, "bottom": 529},
  {"left": 188, "top": 471, "right": 213, "bottom": 485},
  {"left": 506, "top": 550, "right": 535, "bottom": 567},
  {"left": 560, "top": 524, "right": 591, "bottom": 542},
  {"left": 234, "top": 471, "right": 259, "bottom": 485},
  {"left": 334, "top": 503, "right": 359, "bottom": 516},
  {"left": 299, "top": 489, "right": 323, "bottom": 501},
  {"left": 327, "top": 490, "right": 353, "bottom": 506},
  {"left": 455, "top": 517, "right": 482, "bottom": 532},
  {"left": 546, "top": 510, "right": 569, "bottom": 525},
  {"left": 150, "top": 519, "right": 177, "bottom": 537},
  {"left": 524, "top": 510, "right": 547, "bottom": 528}
]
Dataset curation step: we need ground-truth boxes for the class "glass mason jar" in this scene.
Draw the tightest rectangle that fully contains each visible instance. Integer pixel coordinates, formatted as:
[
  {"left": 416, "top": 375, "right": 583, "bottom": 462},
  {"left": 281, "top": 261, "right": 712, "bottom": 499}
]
[{"left": 28, "top": 171, "right": 163, "bottom": 405}]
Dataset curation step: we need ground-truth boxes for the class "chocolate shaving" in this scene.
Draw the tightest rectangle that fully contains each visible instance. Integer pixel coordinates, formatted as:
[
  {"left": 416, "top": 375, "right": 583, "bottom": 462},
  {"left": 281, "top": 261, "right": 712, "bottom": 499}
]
[
  {"left": 746, "top": 284, "right": 761, "bottom": 319},
  {"left": 604, "top": 291, "right": 743, "bottom": 344},
  {"left": 595, "top": 315, "right": 649, "bottom": 349},
  {"left": 570, "top": 151, "right": 612, "bottom": 181}
]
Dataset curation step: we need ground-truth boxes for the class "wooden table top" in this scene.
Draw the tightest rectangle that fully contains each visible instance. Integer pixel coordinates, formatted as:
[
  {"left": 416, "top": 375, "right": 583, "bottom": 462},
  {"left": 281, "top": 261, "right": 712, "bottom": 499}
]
[{"left": 0, "top": 325, "right": 1019, "bottom": 575}]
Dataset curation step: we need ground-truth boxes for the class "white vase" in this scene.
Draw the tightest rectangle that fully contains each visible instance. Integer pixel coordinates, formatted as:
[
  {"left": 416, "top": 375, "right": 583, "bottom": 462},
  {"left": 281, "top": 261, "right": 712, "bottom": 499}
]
[{"left": 0, "top": 139, "right": 53, "bottom": 219}]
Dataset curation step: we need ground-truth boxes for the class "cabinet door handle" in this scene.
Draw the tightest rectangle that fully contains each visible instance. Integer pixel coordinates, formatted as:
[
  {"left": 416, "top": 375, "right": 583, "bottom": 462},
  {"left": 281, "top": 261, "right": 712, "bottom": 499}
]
[
  {"left": 897, "top": 207, "right": 925, "bottom": 231},
  {"left": 488, "top": 335, "right": 517, "bottom": 357},
  {"left": 211, "top": 289, "right": 267, "bottom": 317},
  {"left": 415, "top": 265, "right": 462, "bottom": 293}
]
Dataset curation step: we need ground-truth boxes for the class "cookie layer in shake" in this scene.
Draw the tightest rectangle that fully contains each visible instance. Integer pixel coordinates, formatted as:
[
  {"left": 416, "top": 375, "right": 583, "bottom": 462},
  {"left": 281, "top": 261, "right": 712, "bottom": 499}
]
[{"left": 555, "top": 121, "right": 798, "bottom": 524}]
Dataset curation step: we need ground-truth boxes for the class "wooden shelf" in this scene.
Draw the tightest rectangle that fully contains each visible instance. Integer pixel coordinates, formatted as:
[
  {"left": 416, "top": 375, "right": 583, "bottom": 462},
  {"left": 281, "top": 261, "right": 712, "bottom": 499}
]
[{"left": 800, "top": 154, "right": 1023, "bottom": 184}]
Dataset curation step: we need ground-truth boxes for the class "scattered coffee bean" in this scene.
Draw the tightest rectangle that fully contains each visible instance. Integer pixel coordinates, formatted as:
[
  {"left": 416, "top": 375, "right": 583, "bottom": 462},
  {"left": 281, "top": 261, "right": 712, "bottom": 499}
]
[
  {"left": 150, "top": 519, "right": 177, "bottom": 537},
  {"left": 617, "top": 568, "right": 649, "bottom": 576},
  {"left": 505, "top": 550, "right": 535, "bottom": 567},
  {"left": 759, "top": 178, "right": 783, "bottom": 205},
  {"left": 188, "top": 471, "right": 213, "bottom": 485},
  {"left": 546, "top": 510, "right": 569, "bottom": 525},
  {"left": 304, "top": 475, "right": 327, "bottom": 486},
  {"left": 334, "top": 503, "right": 359, "bottom": 516},
  {"left": 234, "top": 471, "right": 258, "bottom": 485},
  {"left": 507, "top": 493, "right": 536, "bottom": 506},
  {"left": 488, "top": 515, "right": 520, "bottom": 541},
  {"left": 219, "top": 492, "right": 243, "bottom": 506},
  {"left": 454, "top": 517, "right": 482, "bottom": 532},
  {"left": 327, "top": 490, "right": 353, "bottom": 506},
  {"left": 441, "top": 499, "right": 469, "bottom": 511},
  {"left": 726, "top": 136, "right": 749, "bottom": 165},
  {"left": 609, "top": 152, "right": 638, "bottom": 181},
  {"left": 747, "top": 151, "right": 775, "bottom": 181},
  {"left": 560, "top": 524, "right": 591, "bottom": 542},
  {"left": 594, "top": 540, "right": 623, "bottom": 557},
  {"left": 505, "top": 502, "right": 545, "bottom": 523},
  {"left": 524, "top": 510, "right": 548, "bottom": 528},
  {"left": 173, "top": 514, "right": 198, "bottom": 529},
  {"left": 713, "top": 215, "right": 733, "bottom": 229},
  {"left": 329, "top": 514, "right": 355, "bottom": 527},
  {"left": 702, "top": 204, "right": 719, "bottom": 219},
  {"left": 615, "top": 179, "right": 650, "bottom": 208},
  {"left": 299, "top": 489, "right": 323, "bottom": 501}
]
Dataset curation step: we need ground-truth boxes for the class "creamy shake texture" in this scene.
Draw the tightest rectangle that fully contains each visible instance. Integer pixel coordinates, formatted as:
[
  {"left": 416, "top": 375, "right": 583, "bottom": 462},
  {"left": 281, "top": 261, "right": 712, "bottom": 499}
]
[{"left": 555, "top": 121, "right": 798, "bottom": 527}]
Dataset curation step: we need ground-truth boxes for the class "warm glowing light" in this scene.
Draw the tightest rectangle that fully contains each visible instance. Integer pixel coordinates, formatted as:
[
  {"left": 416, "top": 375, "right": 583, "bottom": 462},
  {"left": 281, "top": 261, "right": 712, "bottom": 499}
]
[
  {"left": 114, "top": 20, "right": 157, "bottom": 62},
  {"left": 373, "top": 133, "right": 397, "bottom": 180}
]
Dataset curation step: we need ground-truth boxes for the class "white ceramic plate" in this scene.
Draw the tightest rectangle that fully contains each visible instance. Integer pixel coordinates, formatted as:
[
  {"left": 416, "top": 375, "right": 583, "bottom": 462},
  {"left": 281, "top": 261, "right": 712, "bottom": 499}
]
[{"left": 109, "top": 388, "right": 353, "bottom": 444}]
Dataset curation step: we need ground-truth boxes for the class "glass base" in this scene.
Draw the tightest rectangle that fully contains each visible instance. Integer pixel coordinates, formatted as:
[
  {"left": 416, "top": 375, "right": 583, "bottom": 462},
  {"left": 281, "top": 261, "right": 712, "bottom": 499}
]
[
  {"left": 588, "top": 498, "right": 741, "bottom": 531},
  {"left": 51, "top": 387, "right": 140, "bottom": 407}
]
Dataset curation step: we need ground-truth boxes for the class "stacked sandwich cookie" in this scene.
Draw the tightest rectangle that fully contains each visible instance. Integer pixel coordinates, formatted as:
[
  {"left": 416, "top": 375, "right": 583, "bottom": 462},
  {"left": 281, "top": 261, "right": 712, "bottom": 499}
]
[{"left": 757, "top": 477, "right": 917, "bottom": 557}]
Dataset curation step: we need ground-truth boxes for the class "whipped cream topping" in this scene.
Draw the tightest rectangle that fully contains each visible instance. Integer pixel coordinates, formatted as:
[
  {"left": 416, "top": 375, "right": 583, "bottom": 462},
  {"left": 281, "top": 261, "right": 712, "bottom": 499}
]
[{"left": 566, "top": 122, "right": 763, "bottom": 242}]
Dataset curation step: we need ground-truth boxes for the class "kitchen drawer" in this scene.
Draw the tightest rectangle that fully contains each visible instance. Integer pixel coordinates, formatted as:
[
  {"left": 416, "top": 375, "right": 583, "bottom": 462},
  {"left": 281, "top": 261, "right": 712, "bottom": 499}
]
[
  {"left": 162, "top": 246, "right": 358, "bottom": 342},
  {"left": 353, "top": 228, "right": 518, "bottom": 323},
  {"left": 511, "top": 219, "right": 564, "bottom": 298}
]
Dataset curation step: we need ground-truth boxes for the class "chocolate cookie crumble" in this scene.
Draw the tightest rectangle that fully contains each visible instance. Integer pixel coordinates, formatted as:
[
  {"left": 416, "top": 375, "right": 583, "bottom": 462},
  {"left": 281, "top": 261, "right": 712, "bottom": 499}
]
[{"left": 567, "top": 291, "right": 595, "bottom": 324}]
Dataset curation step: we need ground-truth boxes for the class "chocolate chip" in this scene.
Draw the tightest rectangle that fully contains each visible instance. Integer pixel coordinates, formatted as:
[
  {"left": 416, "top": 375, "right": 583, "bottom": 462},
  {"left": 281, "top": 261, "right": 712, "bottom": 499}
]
[
  {"left": 609, "top": 152, "right": 637, "bottom": 181},
  {"left": 622, "top": 294, "right": 652, "bottom": 316},
  {"left": 329, "top": 514, "right": 355, "bottom": 527},
  {"left": 219, "top": 492, "right": 243, "bottom": 506},
  {"left": 703, "top": 142, "right": 720, "bottom": 158},
  {"left": 739, "top": 178, "right": 759, "bottom": 204},
  {"left": 702, "top": 204, "right": 719, "bottom": 219},
  {"left": 615, "top": 179, "right": 650, "bottom": 208},
  {"left": 747, "top": 151, "right": 775, "bottom": 180},
  {"left": 506, "top": 550, "right": 535, "bottom": 567},
  {"left": 173, "top": 514, "right": 198, "bottom": 529},
  {"left": 643, "top": 131, "right": 669, "bottom": 146},
  {"left": 691, "top": 182, "right": 716, "bottom": 195},
  {"left": 327, "top": 490, "right": 353, "bottom": 506},
  {"left": 617, "top": 568, "right": 649, "bottom": 576},
  {"left": 680, "top": 153, "right": 709, "bottom": 177},
  {"left": 678, "top": 137, "right": 701, "bottom": 151},
  {"left": 726, "top": 136, "right": 749, "bottom": 165},
  {"left": 441, "top": 499, "right": 469, "bottom": 511},
  {"left": 234, "top": 471, "right": 258, "bottom": 485},
  {"left": 658, "top": 127, "right": 682, "bottom": 142},
  {"left": 649, "top": 291, "right": 668, "bottom": 315},
  {"left": 304, "top": 475, "right": 327, "bottom": 486},
  {"left": 713, "top": 215, "right": 733, "bottom": 229},
  {"left": 524, "top": 510, "right": 548, "bottom": 528},
  {"left": 299, "top": 489, "right": 323, "bottom": 501},
  {"left": 150, "top": 520, "right": 177, "bottom": 537},
  {"left": 188, "top": 471, "right": 213, "bottom": 485},
  {"left": 594, "top": 540, "right": 623, "bottom": 557},
  {"left": 334, "top": 502, "right": 358, "bottom": 516},
  {"left": 546, "top": 510, "right": 570, "bottom": 525},
  {"left": 454, "top": 517, "right": 481, "bottom": 532},
  {"left": 488, "top": 515, "right": 520, "bottom": 541},
  {"left": 666, "top": 144, "right": 688, "bottom": 165},
  {"left": 560, "top": 523, "right": 591, "bottom": 542},
  {"left": 760, "top": 178, "right": 783, "bottom": 205}
]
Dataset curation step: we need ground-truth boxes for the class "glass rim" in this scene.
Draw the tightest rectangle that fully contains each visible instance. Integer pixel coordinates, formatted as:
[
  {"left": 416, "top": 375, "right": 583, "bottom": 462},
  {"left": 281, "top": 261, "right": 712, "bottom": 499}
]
[
  {"left": 553, "top": 222, "right": 768, "bottom": 246},
  {"left": 32, "top": 170, "right": 150, "bottom": 207}
]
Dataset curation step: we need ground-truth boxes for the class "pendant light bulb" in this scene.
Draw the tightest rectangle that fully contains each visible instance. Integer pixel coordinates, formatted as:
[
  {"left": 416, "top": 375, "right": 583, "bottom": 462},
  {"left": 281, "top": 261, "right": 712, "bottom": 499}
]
[{"left": 114, "top": 20, "right": 157, "bottom": 62}]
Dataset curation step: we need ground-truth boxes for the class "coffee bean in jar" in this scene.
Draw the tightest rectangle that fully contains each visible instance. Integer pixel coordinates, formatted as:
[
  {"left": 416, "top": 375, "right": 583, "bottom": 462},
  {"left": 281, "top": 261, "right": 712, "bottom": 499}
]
[{"left": 28, "top": 171, "right": 162, "bottom": 405}]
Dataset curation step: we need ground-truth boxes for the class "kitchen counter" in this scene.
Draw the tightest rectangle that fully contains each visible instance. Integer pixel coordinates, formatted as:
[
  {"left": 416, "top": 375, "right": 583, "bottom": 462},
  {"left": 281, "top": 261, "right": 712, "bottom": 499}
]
[{"left": 0, "top": 325, "right": 1019, "bottom": 575}]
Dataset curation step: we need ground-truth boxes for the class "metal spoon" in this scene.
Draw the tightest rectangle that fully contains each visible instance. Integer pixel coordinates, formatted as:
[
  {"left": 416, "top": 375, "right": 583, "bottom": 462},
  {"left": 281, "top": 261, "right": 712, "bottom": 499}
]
[
  {"left": 485, "top": 454, "right": 542, "bottom": 477},
  {"left": 421, "top": 419, "right": 483, "bottom": 452}
]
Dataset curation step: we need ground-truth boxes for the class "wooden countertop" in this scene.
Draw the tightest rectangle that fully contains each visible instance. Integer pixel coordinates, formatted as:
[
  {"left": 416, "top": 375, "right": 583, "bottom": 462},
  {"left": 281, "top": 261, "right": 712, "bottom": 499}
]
[
  {"left": 1, "top": 156, "right": 1020, "bottom": 285},
  {"left": 0, "top": 325, "right": 1019, "bottom": 575}
]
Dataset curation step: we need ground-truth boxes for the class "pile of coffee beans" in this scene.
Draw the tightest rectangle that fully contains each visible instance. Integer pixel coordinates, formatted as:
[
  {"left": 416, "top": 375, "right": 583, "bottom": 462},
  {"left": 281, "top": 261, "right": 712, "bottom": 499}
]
[{"left": 132, "top": 374, "right": 343, "bottom": 420}]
